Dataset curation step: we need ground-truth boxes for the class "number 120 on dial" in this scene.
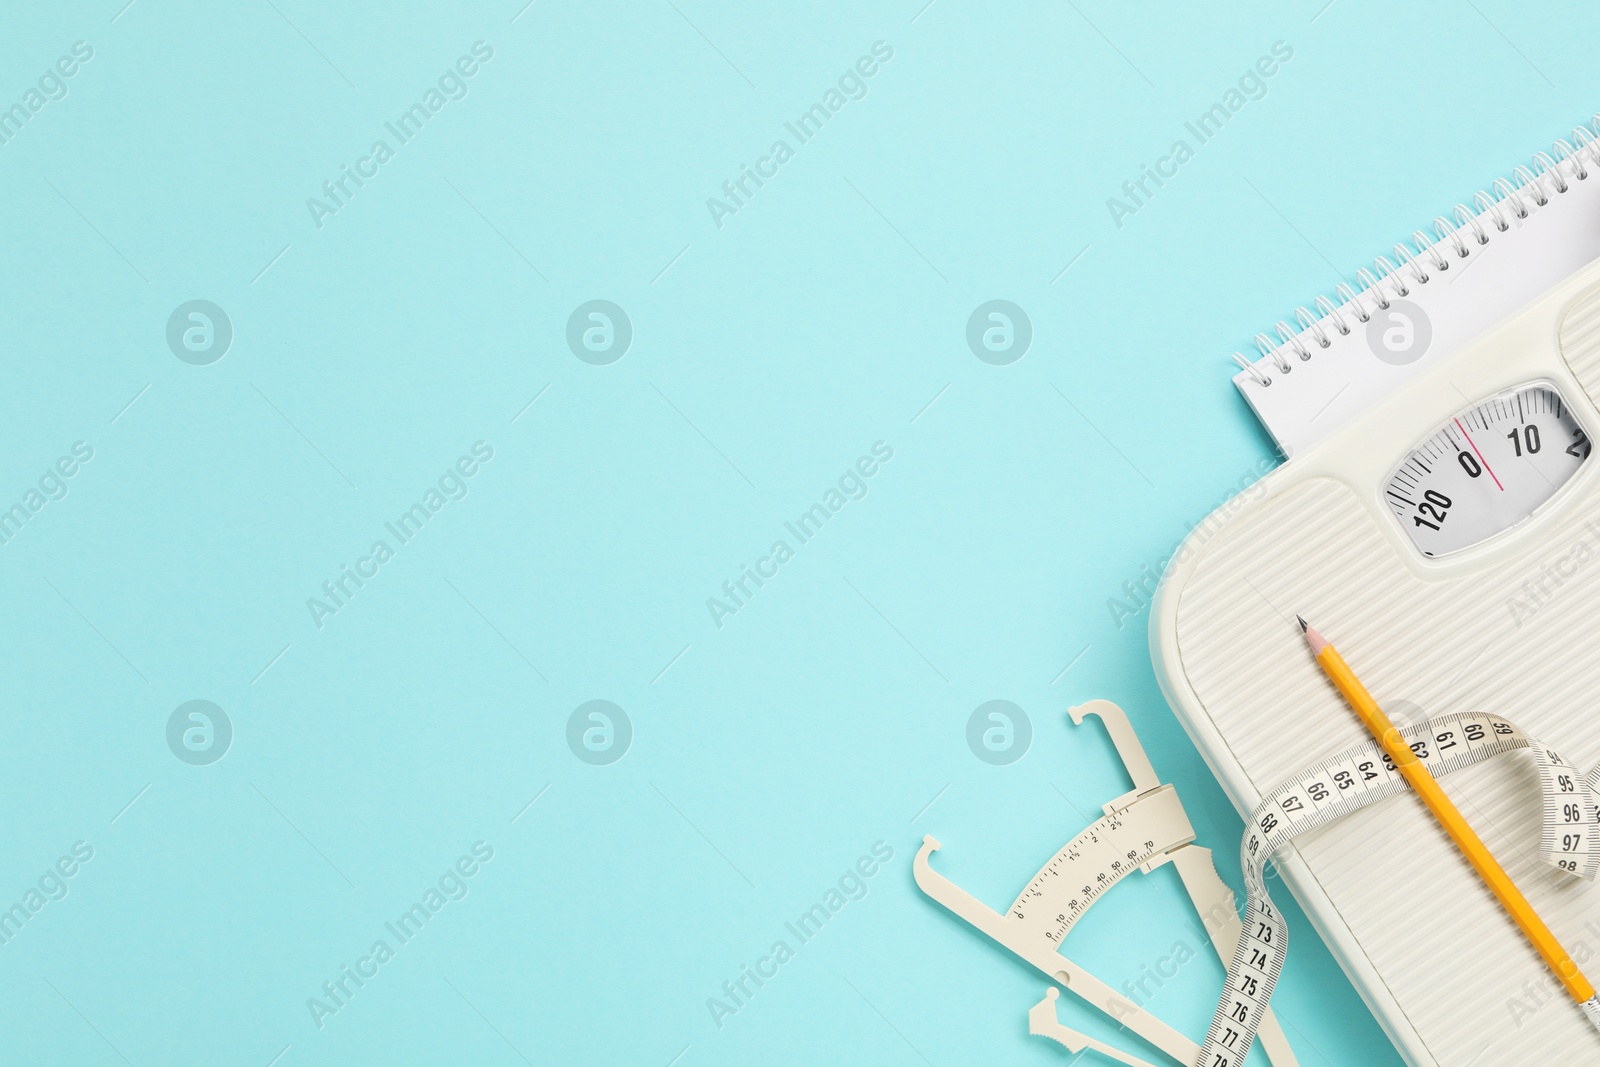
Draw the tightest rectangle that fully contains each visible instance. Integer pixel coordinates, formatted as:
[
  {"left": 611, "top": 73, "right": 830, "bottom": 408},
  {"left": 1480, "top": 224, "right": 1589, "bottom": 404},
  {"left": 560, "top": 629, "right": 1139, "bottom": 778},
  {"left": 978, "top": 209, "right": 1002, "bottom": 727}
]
[{"left": 1386, "top": 382, "right": 1592, "bottom": 558}]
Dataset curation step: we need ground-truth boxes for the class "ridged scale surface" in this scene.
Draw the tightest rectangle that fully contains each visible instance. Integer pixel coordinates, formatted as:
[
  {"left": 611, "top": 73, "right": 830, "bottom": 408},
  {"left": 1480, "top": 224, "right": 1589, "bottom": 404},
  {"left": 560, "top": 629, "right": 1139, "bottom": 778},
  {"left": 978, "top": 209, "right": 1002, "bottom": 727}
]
[{"left": 1173, "top": 284, "right": 1600, "bottom": 1066}]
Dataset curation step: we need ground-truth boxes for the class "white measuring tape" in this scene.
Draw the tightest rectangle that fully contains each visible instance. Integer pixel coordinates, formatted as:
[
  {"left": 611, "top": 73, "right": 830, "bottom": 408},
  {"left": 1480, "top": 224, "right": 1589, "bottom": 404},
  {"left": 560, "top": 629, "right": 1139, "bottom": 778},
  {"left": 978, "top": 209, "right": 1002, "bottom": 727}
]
[
  {"left": 918, "top": 704, "right": 1600, "bottom": 1066},
  {"left": 1202, "top": 711, "right": 1600, "bottom": 1067}
]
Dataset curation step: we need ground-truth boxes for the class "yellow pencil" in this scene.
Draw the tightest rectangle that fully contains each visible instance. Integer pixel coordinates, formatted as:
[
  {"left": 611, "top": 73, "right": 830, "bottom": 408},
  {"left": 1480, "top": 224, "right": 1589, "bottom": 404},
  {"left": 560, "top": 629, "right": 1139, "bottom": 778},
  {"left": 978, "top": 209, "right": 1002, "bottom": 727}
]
[{"left": 1299, "top": 615, "right": 1594, "bottom": 1005}]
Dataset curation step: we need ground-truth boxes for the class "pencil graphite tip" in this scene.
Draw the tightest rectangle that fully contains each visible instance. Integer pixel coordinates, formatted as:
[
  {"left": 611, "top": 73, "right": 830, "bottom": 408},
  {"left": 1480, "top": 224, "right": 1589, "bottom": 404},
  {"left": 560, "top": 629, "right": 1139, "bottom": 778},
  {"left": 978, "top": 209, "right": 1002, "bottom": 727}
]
[
  {"left": 1296, "top": 614, "right": 1307, "bottom": 633},
  {"left": 1300, "top": 617, "right": 1330, "bottom": 655}
]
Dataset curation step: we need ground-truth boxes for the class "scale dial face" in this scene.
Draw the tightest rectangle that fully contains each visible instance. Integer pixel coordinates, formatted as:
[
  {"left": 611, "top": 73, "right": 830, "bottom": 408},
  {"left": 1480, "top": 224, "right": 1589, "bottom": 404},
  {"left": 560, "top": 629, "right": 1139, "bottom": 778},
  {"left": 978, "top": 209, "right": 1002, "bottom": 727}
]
[{"left": 1386, "top": 382, "right": 1592, "bottom": 558}]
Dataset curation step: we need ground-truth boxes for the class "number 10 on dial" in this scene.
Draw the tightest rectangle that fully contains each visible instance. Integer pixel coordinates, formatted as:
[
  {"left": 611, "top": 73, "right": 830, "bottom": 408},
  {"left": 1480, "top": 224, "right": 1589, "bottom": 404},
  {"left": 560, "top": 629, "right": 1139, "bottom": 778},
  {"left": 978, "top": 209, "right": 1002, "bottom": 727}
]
[{"left": 1385, "top": 382, "right": 1592, "bottom": 557}]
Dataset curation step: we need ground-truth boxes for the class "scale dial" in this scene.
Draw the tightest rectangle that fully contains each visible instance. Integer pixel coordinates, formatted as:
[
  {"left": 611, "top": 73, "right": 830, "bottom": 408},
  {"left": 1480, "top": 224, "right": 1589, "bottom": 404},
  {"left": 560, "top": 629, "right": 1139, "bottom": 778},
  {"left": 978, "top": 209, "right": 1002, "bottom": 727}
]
[{"left": 1386, "top": 382, "right": 1592, "bottom": 557}]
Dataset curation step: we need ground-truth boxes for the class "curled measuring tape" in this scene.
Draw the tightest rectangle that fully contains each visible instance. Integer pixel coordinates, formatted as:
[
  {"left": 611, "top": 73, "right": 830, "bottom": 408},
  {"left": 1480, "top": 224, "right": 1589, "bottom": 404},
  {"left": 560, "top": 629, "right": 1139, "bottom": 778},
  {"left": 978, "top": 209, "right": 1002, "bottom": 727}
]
[{"left": 1202, "top": 711, "right": 1600, "bottom": 1067}]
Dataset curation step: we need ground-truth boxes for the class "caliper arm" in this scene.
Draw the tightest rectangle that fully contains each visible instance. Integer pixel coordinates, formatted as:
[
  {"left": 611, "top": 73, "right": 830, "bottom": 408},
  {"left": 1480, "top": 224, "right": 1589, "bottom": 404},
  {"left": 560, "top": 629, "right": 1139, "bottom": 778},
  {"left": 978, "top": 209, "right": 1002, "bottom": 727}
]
[
  {"left": 916, "top": 836, "right": 1201, "bottom": 1066},
  {"left": 1029, "top": 988, "right": 1161, "bottom": 1067}
]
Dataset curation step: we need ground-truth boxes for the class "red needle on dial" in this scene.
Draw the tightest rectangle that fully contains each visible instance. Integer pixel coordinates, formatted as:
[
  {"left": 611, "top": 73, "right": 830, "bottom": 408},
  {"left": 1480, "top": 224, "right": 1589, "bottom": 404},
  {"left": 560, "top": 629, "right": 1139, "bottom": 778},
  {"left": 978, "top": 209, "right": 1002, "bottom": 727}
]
[{"left": 1454, "top": 417, "right": 1504, "bottom": 491}]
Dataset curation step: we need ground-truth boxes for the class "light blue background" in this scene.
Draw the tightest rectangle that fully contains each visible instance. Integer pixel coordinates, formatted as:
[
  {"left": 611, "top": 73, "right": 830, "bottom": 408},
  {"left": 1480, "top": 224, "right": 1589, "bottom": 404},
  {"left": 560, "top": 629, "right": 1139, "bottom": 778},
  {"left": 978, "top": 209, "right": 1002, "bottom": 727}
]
[{"left": 1, "top": 1, "right": 1595, "bottom": 1064}]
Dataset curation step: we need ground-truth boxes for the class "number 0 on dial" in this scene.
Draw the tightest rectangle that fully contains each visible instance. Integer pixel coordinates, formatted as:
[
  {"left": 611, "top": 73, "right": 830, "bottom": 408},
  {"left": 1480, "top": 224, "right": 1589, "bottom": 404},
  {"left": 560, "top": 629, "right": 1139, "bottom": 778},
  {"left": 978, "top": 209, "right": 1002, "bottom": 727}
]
[{"left": 1386, "top": 382, "right": 1591, "bottom": 557}]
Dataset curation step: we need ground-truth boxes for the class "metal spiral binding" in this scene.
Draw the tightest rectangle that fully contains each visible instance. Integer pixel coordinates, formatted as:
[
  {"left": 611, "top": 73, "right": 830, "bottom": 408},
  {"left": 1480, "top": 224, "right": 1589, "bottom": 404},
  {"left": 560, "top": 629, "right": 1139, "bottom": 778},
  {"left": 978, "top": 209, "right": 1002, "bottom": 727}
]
[{"left": 1233, "top": 115, "right": 1600, "bottom": 387}]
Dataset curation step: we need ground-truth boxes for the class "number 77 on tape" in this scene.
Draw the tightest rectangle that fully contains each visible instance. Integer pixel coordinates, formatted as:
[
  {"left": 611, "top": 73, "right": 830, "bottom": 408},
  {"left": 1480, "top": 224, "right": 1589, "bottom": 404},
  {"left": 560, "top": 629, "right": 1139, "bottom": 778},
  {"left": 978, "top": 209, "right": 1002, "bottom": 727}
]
[{"left": 915, "top": 701, "right": 1298, "bottom": 1067}]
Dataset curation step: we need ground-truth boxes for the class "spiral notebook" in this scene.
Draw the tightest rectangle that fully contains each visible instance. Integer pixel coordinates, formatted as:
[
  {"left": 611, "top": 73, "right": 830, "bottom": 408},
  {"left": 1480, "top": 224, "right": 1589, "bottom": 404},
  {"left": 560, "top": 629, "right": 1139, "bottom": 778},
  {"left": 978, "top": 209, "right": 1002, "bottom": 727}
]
[
  {"left": 1232, "top": 120, "right": 1600, "bottom": 458},
  {"left": 1154, "top": 114, "right": 1600, "bottom": 1067}
]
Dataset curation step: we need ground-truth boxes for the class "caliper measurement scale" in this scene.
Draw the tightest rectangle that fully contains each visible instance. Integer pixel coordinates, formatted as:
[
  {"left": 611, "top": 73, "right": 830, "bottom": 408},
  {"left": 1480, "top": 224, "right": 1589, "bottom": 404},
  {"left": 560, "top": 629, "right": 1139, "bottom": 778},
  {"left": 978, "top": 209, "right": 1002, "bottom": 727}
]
[
  {"left": 1014, "top": 805, "right": 1171, "bottom": 945},
  {"left": 917, "top": 701, "right": 1300, "bottom": 1067}
]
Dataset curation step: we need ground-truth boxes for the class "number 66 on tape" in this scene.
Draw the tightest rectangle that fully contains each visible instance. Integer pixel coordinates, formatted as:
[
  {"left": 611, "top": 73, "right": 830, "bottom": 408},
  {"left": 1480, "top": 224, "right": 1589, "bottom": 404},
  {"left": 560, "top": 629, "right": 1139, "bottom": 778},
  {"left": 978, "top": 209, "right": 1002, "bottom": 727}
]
[{"left": 915, "top": 701, "right": 1298, "bottom": 1067}]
